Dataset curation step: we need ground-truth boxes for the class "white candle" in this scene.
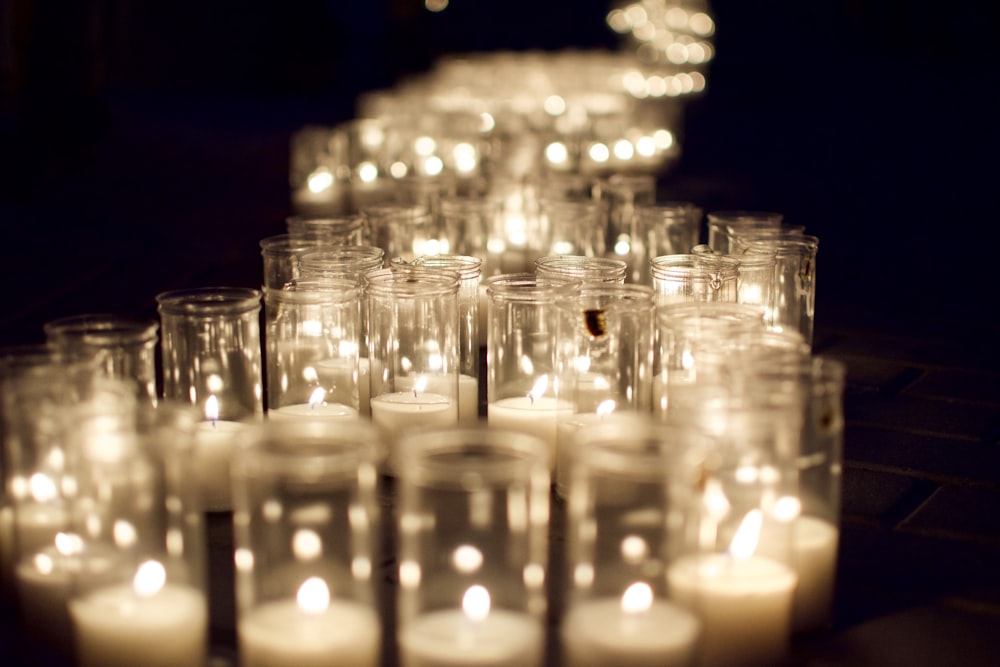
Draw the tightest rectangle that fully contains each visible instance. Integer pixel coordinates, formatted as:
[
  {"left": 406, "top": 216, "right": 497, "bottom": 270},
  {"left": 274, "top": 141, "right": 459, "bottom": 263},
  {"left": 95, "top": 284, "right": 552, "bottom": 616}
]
[
  {"left": 370, "top": 391, "right": 457, "bottom": 437},
  {"left": 239, "top": 598, "right": 381, "bottom": 667},
  {"left": 788, "top": 516, "right": 839, "bottom": 633},
  {"left": 70, "top": 583, "right": 208, "bottom": 667},
  {"left": 667, "top": 554, "right": 797, "bottom": 667},
  {"left": 561, "top": 598, "right": 701, "bottom": 667},
  {"left": 315, "top": 357, "right": 370, "bottom": 417},
  {"left": 399, "top": 608, "right": 543, "bottom": 667},
  {"left": 396, "top": 375, "right": 478, "bottom": 425},
  {"left": 487, "top": 396, "right": 573, "bottom": 469},
  {"left": 268, "top": 402, "right": 359, "bottom": 420},
  {"left": 194, "top": 420, "right": 246, "bottom": 512}
]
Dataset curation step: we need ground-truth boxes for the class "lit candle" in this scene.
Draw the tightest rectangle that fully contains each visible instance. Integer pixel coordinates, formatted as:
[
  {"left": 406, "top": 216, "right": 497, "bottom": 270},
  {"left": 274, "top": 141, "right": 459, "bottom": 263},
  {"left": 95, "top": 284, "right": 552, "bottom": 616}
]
[
  {"left": 399, "top": 587, "right": 543, "bottom": 667},
  {"left": 315, "top": 357, "right": 370, "bottom": 417},
  {"left": 69, "top": 561, "right": 207, "bottom": 667},
  {"left": 560, "top": 583, "right": 701, "bottom": 667},
  {"left": 666, "top": 511, "right": 797, "bottom": 667},
  {"left": 370, "top": 381, "right": 457, "bottom": 437},
  {"left": 488, "top": 376, "right": 573, "bottom": 468},
  {"left": 194, "top": 396, "right": 247, "bottom": 512},
  {"left": 268, "top": 387, "right": 359, "bottom": 421},
  {"left": 771, "top": 515, "right": 839, "bottom": 633},
  {"left": 239, "top": 578, "right": 380, "bottom": 667}
]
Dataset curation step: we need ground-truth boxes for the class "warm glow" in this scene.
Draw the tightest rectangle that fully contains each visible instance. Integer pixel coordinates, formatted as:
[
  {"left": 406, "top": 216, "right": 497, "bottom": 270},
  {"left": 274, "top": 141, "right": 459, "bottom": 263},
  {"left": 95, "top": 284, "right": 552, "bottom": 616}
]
[
  {"left": 462, "top": 585, "right": 491, "bottom": 622},
  {"left": 453, "top": 143, "right": 478, "bottom": 173},
  {"left": 390, "top": 161, "right": 408, "bottom": 178},
  {"left": 205, "top": 395, "right": 220, "bottom": 422},
  {"left": 357, "top": 161, "right": 378, "bottom": 183},
  {"left": 654, "top": 129, "right": 674, "bottom": 149},
  {"left": 729, "top": 510, "right": 763, "bottom": 559},
  {"left": 424, "top": 155, "right": 444, "bottom": 176},
  {"left": 527, "top": 375, "right": 549, "bottom": 403},
  {"left": 588, "top": 143, "right": 610, "bottom": 163},
  {"left": 544, "top": 95, "right": 566, "bottom": 115},
  {"left": 596, "top": 399, "right": 616, "bottom": 417},
  {"left": 620, "top": 535, "right": 647, "bottom": 563},
  {"left": 412, "top": 376, "right": 429, "bottom": 397},
  {"left": 297, "top": 577, "right": 330, "bottom": 614},
  {"left": 452, "top": 545, "right": 484, "bottom": 573},
  {"left": 55, "top": 531, "right": 83, "bottom": 556},
  {"left": 307, "top": 387, "right": 327, "bottom": 408},
  {"left": 636, "top": 135, "right": 656, "bottom": 156},
  {"left": 415, "top": 136, "right": 437, "bottom": 156},
  {"left": 425, "top": 0, "right": 449, "bottom": 11},
  {"left": 29, "top": 472, "right": 58, "bottom": 503},
  {"left": 545, "top": 142, "right": 569, "bottom": 165},
  {"left": 773, "top": 496, "right": 802, "bottom": 522},
  {"left": 113, "top": 520, "right": 137, "bottom": 548},
  {"left": 293, "top": 528, "right": 323, "bottom": 561},
  {"left": 613, "top": 139, "right": 635, "bottom": 161},
  {"left": 133, "top": 560, "right": 167, "bottom": 597},
  {"left": 621, "top": 581, "right": 654, "bottom": 614},
  {"left": 307, "top": 169, "right": 333, "bottom": 194}
]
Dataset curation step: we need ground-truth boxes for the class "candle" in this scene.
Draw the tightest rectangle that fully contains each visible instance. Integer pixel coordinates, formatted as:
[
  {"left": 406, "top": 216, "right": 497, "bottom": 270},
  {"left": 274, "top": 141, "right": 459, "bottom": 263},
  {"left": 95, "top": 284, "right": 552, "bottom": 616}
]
[
  {"left": 399, "top": 608, "right": 543, "bottom": 667},
  {"left": 194, "top": 420, "right": 246, "bottom": 512},
  {"left": 396, "top": 374, "right": 478, "bottom": 425},
  {"left": 666, "top": 554, "right": 797, "bottom": 667},
  {"left": 370, "top": 391, "right": 457, "bottom": 437},
  {"left": 315, "top": 357, "right": 370, "bottom": 417},
  {"left": 487, "top": 396, "right": 573, "bottom": 468},
  {"left": 268, "top": 403, "right": 359, "bottom": 420},
  {"left": 239, "top": 598, "right": 381, "bottom": 667},
  {"left": 561, "top": 597, "right": 701, "bottom": 667},
  {"left": 13, "top": 501, "right": 66, "bottom": 561},
  {"left": 774, "top": 516, "right": 839, "bottom": 633},
  {"left": 70, "top": 583, "right": 208, "bottom": 667}
]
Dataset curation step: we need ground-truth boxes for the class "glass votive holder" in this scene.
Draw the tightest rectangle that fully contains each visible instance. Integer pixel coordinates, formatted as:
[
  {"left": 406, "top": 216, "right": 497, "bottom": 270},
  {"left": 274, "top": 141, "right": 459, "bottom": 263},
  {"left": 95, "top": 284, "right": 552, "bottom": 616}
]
[
  {"left": 554, "top": 283, "right": 656, "bottom": 495},
  {"left": 439, "top": 196, "right": 498, "bottom": 275},
  {"left": 297, "top": 245, "right": 386, "bottom": 283},
  {"left": 157, "top": 287, "right": 264, "bottom": 512},
  {"left": 705, "top": 210, "right": 784, "bottom": 255},
  {"left": 737, "top": 234, "right": 820, "bottom": 347},
  {"left": 264, "top": 279, "right": 362, "bottom": 420},
  {"left": 285, "top": 213, "right": 366, "bottom": 245},
  {"left": 488, "top": 175, "right": 543, "bottom": 275},
  {"left": 395, "top": 425, "right": 550, "bottom": 667},
  {"left": 486, "top": 274, "right": 579, "bottom": 470},
  {"left": 43, "top": 313, "right": 160, "bottom": 406},
  {"left": 662, "top": 401, "right": 802, "bottom": 667},
  {"left": 596, "top": 173, "right": 657, "bottom": 267},
  {"left": 539, "top": 199, "right": 607, "bottom": 257},
  {"left": 561, "top": 419, "right": 703, "bottom": 667},
  {"left": 68, "top": 402, "right": 208, "bottom": 667},
  {"left": 650, "top": 254, "right": 741, "bottom": 306},
  {"left": 259, "top": 233, "right": 328, "bottom": 290},
  {"left": 410, "top": 255, "right": 484, "bottom": 423},
  {"left": 534, "top": 255, "right": 628, "bottom": 285},
  {"left": 628, "top": 202, "right": 702, "bottom": 285},
  {"left": 364, "top": 267, "right": 461, "bottom": 444},
  {"left": 232, "top": 419, "right": 383, "bottom": 667},
  {"left": 364, "top": 203, "right": 443, "bottom": 261}
]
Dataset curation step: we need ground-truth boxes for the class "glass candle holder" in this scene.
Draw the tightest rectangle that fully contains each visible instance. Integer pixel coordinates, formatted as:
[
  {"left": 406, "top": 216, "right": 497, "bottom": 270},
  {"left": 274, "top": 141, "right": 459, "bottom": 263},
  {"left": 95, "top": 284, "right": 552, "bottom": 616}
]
[
  {"left": 411, "top": 255, "right": 484, "bottom": 423},
  {"left": 539, "top": 199, "right": 607, "bottom": 257},
  {"left": 487, "top": 175, "right": 543, "bottom": 275},
  {"left": 363, "top": 203, "right": 442, "bottom": 262},
  {"left": 43, "top": 313, "right": 160, "bottom": 406},
  {"left": 534, "top": 255, "right": 628, "bottom": 285},
  {"left": 394, "top": 425, "right": 550, "bottom": 667},
  {"left": 232, "top": 419, "right": 383, "bottom": 667},
  {"left": 364, "top": 267, "right": 461, "bottom": 444},
  {"left": 285, "top": 213, "right": 366, "bottom": 245},
  {"left": 439, "top": 196, "right": 498, "bottom": 277},
  {"left": 67, "top": 402, "right": 208, "bottom": 667},
  {"left": 264, "top": 279, "right": 363, "bottom": 421},
  {"left": 486, "top": 274, "right": 579, "bottom": 469},
  {"left": 157, "top": 287, "right": 264, "bottom": 512},
  {"left": 597, "top": 173, "right": 656, "bottom": 268},
  {"left": 561, "top": 418, "right": 704, "bottom": 667},
  {"left": 297, "top": 245, "right": 386, "bottom": 283},
  {"left": 692, "top": 244, "right": 780, "bottom": 330},
  {"left": 630, "top": 202, "right": 702, "bottom": 285},
  {"left": 259, "top": 234, "right": 328, "bottom": 290},
  {"left": 650, "top": 254, "right": 740, "bottom": 306},
  {"left": 554, "top": 283, "right": 656, "bottom": 495},
  {"left": 705, "top": 210, "right": 784, "bottom": 255}
]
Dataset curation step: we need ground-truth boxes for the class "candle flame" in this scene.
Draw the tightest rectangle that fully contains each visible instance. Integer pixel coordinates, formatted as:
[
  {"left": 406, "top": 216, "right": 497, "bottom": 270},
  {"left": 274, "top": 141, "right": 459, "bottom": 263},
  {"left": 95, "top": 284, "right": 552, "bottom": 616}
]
[
  {"left": 307, "top": 387, "right": 327, "bottom": 408},
  {"left": 596, "top": 399, "right": 616, "bottom": 417},
  {"left": 205, "top": 395, "right": 219, "bottom": 423},
  {"left": 729, "top": 509, "right": 763, "bottom": 559},
  {"left": 412, "top": 376, "right": 428, "bottom": 398},
  {"left": 296, "top": 577, "right": 330, "bottom": 614},
  {"left": 620, "top": 581, "right": 653, "bottom": 615},
  {"left": 29, "top": 472, "right": 58, "bottom": 503},
  {"left": 133, "top": 560, "right": 166, "bottom": 597},
  {"left": 462, "top": 584, "right": 491, "bottom": 622},
  {"left": 527, "top": 375, "right": 549, "bottom": 404}
]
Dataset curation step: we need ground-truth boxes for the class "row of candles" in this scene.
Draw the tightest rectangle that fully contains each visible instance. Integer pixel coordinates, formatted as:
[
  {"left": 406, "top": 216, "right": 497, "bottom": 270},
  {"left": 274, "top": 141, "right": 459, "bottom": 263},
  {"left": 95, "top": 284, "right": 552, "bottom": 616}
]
[{"left": 0, "top": 187, "right": 837, "bottom": 666}]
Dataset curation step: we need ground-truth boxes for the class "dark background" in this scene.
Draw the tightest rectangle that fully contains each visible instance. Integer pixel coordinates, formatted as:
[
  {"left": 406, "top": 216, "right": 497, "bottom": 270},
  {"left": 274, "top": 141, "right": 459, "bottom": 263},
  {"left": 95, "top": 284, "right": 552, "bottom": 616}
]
[{"left": 1, "top": 0, "right": 998, "bottom": 346}]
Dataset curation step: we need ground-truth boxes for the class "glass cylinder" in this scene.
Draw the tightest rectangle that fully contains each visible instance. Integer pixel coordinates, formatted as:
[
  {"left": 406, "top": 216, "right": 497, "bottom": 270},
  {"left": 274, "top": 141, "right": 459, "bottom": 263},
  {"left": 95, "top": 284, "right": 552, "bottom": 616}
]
[
  {"left": 260, "top": 234, "right": 328, "bottom": 290},
  {"left": 705, "top": 210, "right": 784, "bottom": 255},
  {"left": 232, "top": 419, "right": 383, "bottom": 667},
  {"left": 561, "top": 418, "right": 703, "bottom": 667},
  {"left": 539, "top": 199, "right": 606, "bottom": 257},
  {"left": 285, "top": 213, "right": 366, "bottom": 245},
  {"left": 411, "top": 255, "right": 483, "bottom": 423},
  {"left": 67, "top": 402, "right": 208, "bottom": 667},
  {"left": 157, "top": 287, "right": 264, "bottom": 512},
  {"left": 650, "top": 254, "right": 740, "bottom": 306},
  {"left": 395, "top": 425, "right": 549, "bottom": 667},
  {"left": 735, "top": 234, "right": 820, "bottom": 347},
  {"left": 439, "top": 196, "right": 498, "bottom": 276},
  {"left": 693, "top": 244, "right": 779, "bottom": 330},
  {"left": 297, "top": 245, "right": 386, "bottom": 283},
  {"left": 664, "top": 390, "right": 802, "bottom": 667},
  {"left": 264, "top": 279, "right": 362, "bottom": 420},
  {"left": 365, "top": 267, "right": 461, "bottom": 443},
  {"left": 597, "top": 173, "right": 656, "bottom": 269},
  {"left": 486, "top": 274, "right": 579, "bottom": 469},
  {"left": 629, "top": 202, "right": 702, "bottom": 285},
  {"left": 43, "top": 313, "right": 160, "bottom": 406},
  {"left": 363, "top": 203, "right": 443, "bottom": 261},
  {"left": 534, "top": 255, "right": 627, "bottom": 285},
  {"left": 554, "top": 283, "right": 656, "bottom": 495},
  {"left": 488, "top": 175, "right": 543, "bottom": 275}
]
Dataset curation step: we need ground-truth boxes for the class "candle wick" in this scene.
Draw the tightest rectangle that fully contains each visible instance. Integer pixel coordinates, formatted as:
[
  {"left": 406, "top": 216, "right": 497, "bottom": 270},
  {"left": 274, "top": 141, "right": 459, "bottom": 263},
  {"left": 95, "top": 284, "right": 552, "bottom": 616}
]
[{"left": 527, "top": 392, "right": 535, "bottom": 405}]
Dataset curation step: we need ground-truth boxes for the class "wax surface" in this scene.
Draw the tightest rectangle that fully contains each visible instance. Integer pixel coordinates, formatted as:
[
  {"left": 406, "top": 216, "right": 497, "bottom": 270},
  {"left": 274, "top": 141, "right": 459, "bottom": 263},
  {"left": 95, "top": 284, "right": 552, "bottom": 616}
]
[
  {"left": 268, "top": 402, "right": 359, "bottom": 419},
  {"left": 399, "top": 608, "right": 543, "bottom": 667}
]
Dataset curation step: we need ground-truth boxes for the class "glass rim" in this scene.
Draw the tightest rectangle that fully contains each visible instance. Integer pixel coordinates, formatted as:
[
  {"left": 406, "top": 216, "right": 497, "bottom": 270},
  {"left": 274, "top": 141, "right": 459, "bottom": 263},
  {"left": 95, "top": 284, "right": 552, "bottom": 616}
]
[
  {"left": 363, "top": 266, "right": 461, "bottom": 297},
  {"left": 485, "top": 273, "right": 582, "bottom": 301},
  {"left": 234, "top": 419, "right": 383, "bottom": 479},
  {"left": 156, "top": 286, "right": 262, "bottom": 316},
  {"left": 43, "top": 313, "right": 160, "bottom": 345}
]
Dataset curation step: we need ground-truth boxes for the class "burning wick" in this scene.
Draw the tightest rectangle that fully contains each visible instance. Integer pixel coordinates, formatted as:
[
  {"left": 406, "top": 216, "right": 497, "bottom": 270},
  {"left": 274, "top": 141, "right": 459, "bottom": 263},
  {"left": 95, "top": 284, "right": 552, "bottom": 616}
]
[{"left": 527, "top": 375, "right": 549, "bottom": 405}]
